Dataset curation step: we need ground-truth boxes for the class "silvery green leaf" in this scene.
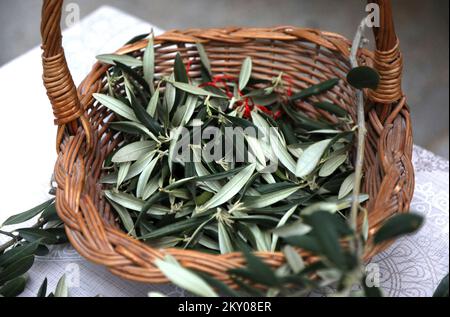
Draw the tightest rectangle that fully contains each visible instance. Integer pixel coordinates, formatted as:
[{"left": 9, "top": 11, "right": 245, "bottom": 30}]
[
  {"left": 218, "top": 222, "right": 234, "bottom": 254},
  {"left": 148, "top": 292, "right": 167, "bottom": 297},
  {"left": 288, "top": 145, "right": 303, "bottom": 159},
  {"left": 269, "top": 129, "right": 297, "bottom": 174},
  {"left": 112, "top": 141, "right": 157, "bottom": 163},
  {"left": 168, "top": 81, "right": 227, "bottom": 98},
  {"left": 181, "top": 95, "right": 198, "bottom": 126},
  {"left": 143, "top": 35, "right": 155, "bottom": 90},
  {"left": 165, "top": 74, "right": 176, "bottom": 115},
  {"left": 142, "top": 177, "right": 160, "bottom": 200},
  {"left": 96, "top": 54, "right": 143, "bottom": 67},
  {"left": 272, "top": 219, "right": 312, "bottom": 238},
  {"left": 107, "top": 199, "right": 136, "bottom": 236},
  {"left": 199, "top": 236, "right": 220, "bottom": 251},
  {"left": 301, "top": 193, "right": 368, "bottom": 216},
  {"left": 109, "top": 121, "right": 159, "bottom": 141},
  {"left": 168, "top": 126, "right": 184, "bottom": 172},
  {"left": 319, "top": 154, "right": 347, "bottom": 177},
  {"left": 246, "top": 135, "right": 266, "bottom": 167},
  {"left": 261, "top": 173, "right": 276, "bottom": 184},
  {"left": 283, "top": 245, "right": 305, "bottom": 274},
  {"left": 338, "top": 172, "right": 355, "bottom": 199},
  {"left": 54, "top": 275, "right": 68, "bottom": 297},
  {"left": 104, "top": 190, "right": 145, "bottom": 211},
  {"left": 137, "top": 156, "right": 160, "bottom": 198},
  {"left": 147, "top": 89, "right": 159, "bottom": 117},
  {"left": 155, "top": 259, "right": 218, "bottom": 297},
  {"left": 196, "top": 43, "right": 212, "bottom": 76},
  {"left": 242, "top": 186, "right": 299, "bottom": 209},
  {"left": 117, "top": 162, "right": 131, "bottom": 189},
  {"left": 192, "top": 148, "right": 221, "bottom": 193},
  {"left": 362, "top": 208, "right": 369, "bottom": 242},
  {"left": 239, "top": 57, "right": 252, "bottom": 91},
  {"left": 197, "top": 164, "right": 256, "bottom": 212},
  {"left": 295, "top": 139, "right": 332, "bottom": 178},
  {"left": 271, "top": 205, "right": 298, "bottom": 251},
  {"left": 247, "top": 224, "right": 270, "bottom": 252},
  {"left": 94, "top": 93, "right": 138, "bottom": 122},
  {"left": 308, "top": 129, "right": 341, "bottom": 134},
  {"left": 100, "top": 152, "right": 156, "bottom": 184}
]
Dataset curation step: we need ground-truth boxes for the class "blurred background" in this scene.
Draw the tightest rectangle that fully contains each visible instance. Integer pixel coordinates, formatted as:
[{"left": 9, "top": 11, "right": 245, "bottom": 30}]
[{"left": 0, "top": 0, "right": 448, "bottom": 158}]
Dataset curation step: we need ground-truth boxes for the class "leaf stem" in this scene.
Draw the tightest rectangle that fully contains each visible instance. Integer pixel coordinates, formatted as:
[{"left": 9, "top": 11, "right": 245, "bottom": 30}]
[{"left": 349, "top": 19, "right": 368, "bottom": 233}]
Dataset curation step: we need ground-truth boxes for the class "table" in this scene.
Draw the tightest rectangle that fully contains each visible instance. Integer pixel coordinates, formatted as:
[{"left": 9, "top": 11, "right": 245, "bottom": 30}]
[{"left": 0, "top": 6, "right": 448, "bottom": 297}]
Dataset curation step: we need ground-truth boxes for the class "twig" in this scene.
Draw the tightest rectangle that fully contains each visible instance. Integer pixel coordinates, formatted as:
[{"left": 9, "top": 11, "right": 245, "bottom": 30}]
[
  {"left": 0, "top": 220, "right": 46, "bottom": 254},
  {"left": 349, "top": 19, "right": 368, "bottom": 233}
]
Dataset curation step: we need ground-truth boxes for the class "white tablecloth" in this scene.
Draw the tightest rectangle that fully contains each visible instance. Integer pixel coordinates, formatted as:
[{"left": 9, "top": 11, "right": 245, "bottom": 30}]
[{"left": 0, "top": 6, "right": 448, "bottom": 297}]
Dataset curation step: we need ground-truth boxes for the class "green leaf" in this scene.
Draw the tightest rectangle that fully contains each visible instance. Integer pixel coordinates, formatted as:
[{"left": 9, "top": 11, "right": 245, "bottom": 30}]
[
  {"left": 168, "top": 126, "right": 184, "bottom": 172},
  {"left": 117, "top": 162, "right": 131, "bottom": 189},
  {"left": 54, "top": 275, "right": 69, "bottom": 297},
  {"left": 125, "top": 32, "right": 150, "bottom": 45},
  {"left": 433, "top": 273, "right": 449, "bottom": 297},
  {"left": 37, "top": 278, "right": 47, "bottom": 297},
  {"left": 107, "top": 200, "right": 136, "bottom": 236},
  {"left": 96, "top": 54, "right": 143, "bottom": 67},
  {"left": 169, "top": 81, "right": 227, "bottom": 98},
  {"left": 16, "top": 228, "right": 58, "bottom": 245},
  {"left": 155, "top": 259, "right": 218, "bottom": 297},
  {"left": 174, "top": 53, "right": 189, "bottom": 84},
  {"left": 283, "top": 235, "right": 322, "bottom": 254},
  {"left": 101, "top": 152, "right": 156, "bottom": 184},
  {"left": 338, "top": 172, "right": 355, "bottom": 199},
  {"left": 272, "top": 219, "right": 311, "bottom": 239},
  {"left": 269, "top": 129, "right": 297, "bottom": 174},
  {"left": 319, "top": 154, "right": 347, "bottom": 177},
  {"left": 115, "top": 61, "right": 151, "bottom": 93},
  {"left": 295, "top": 139, "right": 332, "bottom": 178},
  {"left": 197, "top": 164, "right": 256, "bottom": 212},
  {"left": 0, "top": 240, "right": 41, "bottom": 267},
  {"left": 218, "top": 222, "right": 234, "bottom": 254},
  {"left": 0, "top": 256, "right": 34, "bottom": 285},
  {"left": 242, "top": 186, "right": 299, "bottom": 209},
  {"left": 347, "top": 66, "right": 380, "bottom": 90},
  {"left": 143, "top": 35, "right": 155, "bottom": 90},
  {"left": 2, "top": 199, "right": 54, "bottom": 227},
  {"left": 271, "top": 205, "right": 299, "bottom": 251},
  {"left": 283, "top": 245, "right": 305, "bottom": 274},
  {"left": 373, "top": 213, "right": 424, "bottom": 245},
  {"left": 0, "top": 276, "right": 27, "bottom": 297},
  {"left": 229, "top": 249, "right": 279, "bottom": 287},
  {"left": 112, "top": 141, "right": 156, "bottom": 163},
  {"left": 136, "top": 156, "right": 160, "bottom": 198},
  {"left": 290, "top": 78, "right": 339, "bottom": 101},
  {"left": 147, "top": 89, "right": 160, "bottom": 117},
  {"left": 196, "top": 43, "right": 212, "bottom": 76},
  {"left": 104, "top": 190, "right": 145, "bottom": 212},
  {"left": 314, "top": 102, "right": 348, "bottom": 118},
  {"left": 139, "top": 213, "right": 211, "bottom": 240},
  {"left": 93, "top": 93, "right": 138, "bottom": 122},
  {"left": 306, "top": 211, "right": 346, "bottom": 270},
  {"left": 109, "top": 121, "right": 158, "bottom": 139},
  {"left": 239, "top": 57, "right": 252, "bottom": 91}
]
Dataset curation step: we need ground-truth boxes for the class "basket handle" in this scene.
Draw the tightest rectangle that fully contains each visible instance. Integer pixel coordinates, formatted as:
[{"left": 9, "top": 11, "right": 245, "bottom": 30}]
[
  {"left": 367, "top": 0, "right": 403, "bottom": 104},
  {"left": 41, "top": 0, "right": 91, "bottom": 150},
  {"left": 40, "top": 0, "right": 401, "bottom": 142}
]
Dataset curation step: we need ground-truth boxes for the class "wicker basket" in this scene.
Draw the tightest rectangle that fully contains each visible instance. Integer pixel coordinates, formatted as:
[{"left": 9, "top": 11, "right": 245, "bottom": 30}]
[{"left": 41, "top": 0, "right": 414, "bottom": 285}]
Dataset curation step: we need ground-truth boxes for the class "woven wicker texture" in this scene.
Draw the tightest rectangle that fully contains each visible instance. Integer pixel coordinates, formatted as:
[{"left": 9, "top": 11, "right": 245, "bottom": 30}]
[{"left": 41, "top": 0, "right": 413, "bottom": 284}]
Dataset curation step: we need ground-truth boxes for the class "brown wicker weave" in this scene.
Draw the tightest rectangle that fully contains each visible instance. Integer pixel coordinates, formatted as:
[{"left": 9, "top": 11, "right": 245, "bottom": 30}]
[{"left": 41, "top": 0, "right": 414, "bottom": 285}]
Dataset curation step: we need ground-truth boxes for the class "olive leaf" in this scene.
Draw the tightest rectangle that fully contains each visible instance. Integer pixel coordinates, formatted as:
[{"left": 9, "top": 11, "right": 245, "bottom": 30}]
[
  {"left": 319, "top": 154, "right": 347, "bottom": 177},
  {"left": 218, "top": 222, "right": 234, "bottom": 254},
  {"left": 143, "top": 35, "right": 155, "bottom": 89},
  {"left": 196, "top": 43, "right": 212, "bottom": 76},
  {"left": 54, "top": 275, "right": 69, "bottom": 297},
  {"left": 93, "top": 93, "right": 138, "bottom": 122},
  {"left": 338, "top": 172, "right": 355, "bottom": 199},
  {"left": 104, "top": 190, "right": 145, "bottom": 211},
  {"left": 2, "top": 199, "right": 54, "bottom": 227},
  {"left": 197, "top": 164, "right": 256, "bottom": 213},
  {"left": 296, "top": 139, "right": 332, "bottom": 178},
  {"left": 96, "top": 54, "right": 143, "bottom": 67},
  {"left": 242, "top": 186, "right": 300, "bottom": 209},
  {"left": 347, "top": 66, "right": 380, "bottom": 90},
  {"left": 155, "top": 258, "right": 218, "bottom": 297},
  {"left": 168, "top": 81, "right": 227, "bottom": 98},
  {"left": 269, "top": 129, "right": 297, "bottom": 175},
  {"left": 290, "top": 78, "right": 339, "bottom": 101},
  {"left": 433, "top": 273, "right": 449, "bottom": 297},
  {"left": 0, "top": 276, "right": 27, "bottom": 297},
  {"left": 239, "top": 57, "right": 252, "bottom": 91},
  {"left": 112, "top": 141, "right": 157, "bottom": 163},
  {"left": 0, "top": 256, "right": 34, "bottom": 285},
  {"left": 373, "top": 213, "right": 424, "bottom": 245}
]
